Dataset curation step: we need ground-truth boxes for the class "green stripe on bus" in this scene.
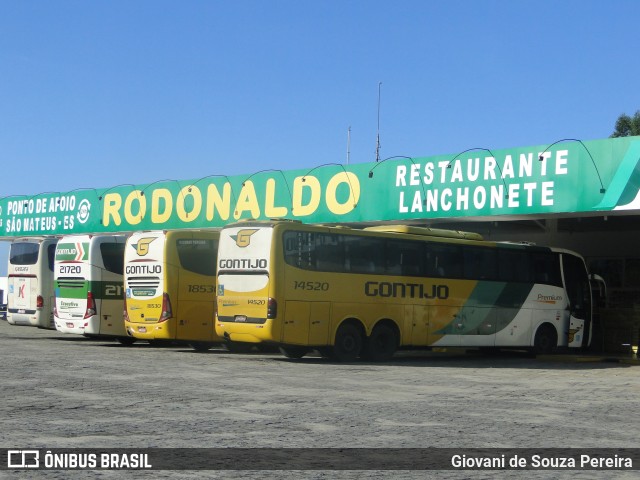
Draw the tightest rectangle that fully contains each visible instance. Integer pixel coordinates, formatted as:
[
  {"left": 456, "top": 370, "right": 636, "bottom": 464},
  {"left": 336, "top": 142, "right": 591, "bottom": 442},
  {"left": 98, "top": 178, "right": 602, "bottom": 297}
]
[
  {"left": 56, "top": 281, "right": 123, "bottom": 300},
  {"left": 437, "top": 282, "right": 533, "bottom": 335}
]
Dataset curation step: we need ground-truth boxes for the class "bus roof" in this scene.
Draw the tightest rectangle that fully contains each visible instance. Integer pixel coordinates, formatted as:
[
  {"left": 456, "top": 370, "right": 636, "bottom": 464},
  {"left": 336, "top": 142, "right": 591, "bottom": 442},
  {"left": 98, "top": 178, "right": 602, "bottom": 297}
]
[
  {"left": 363, "top": 225, "right": 484, "bottom": 241},
  {"left": 223, "top": 220, "right": 485, "bottom": 241}
]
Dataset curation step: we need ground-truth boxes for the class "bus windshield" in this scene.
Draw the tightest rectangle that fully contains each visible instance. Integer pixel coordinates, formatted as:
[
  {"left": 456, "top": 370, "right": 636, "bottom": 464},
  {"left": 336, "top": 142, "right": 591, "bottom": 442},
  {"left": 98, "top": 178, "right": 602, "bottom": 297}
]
[
  {"left": 176, "top": 238, "right": 217, "bottom": 276},
  {"left": 9, "top": 242, "right": 40, "bottom": 265}
]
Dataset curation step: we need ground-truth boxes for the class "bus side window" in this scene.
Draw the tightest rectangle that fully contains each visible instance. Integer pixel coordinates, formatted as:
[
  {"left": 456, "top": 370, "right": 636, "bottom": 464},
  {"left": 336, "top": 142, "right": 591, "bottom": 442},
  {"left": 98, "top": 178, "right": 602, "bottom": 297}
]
[
  {"left": 463, "top": 247, "right": 497, "bottom": 280},
  {"left": 284, "top": 231, "right": 311, "bottom": 269},
  {"left": 344, "top": 236, "right": 378, "bottom": 274},
  {"left": 498, "top": 250, "right": 533, "bottom": 282},
  {"left": 384, "top": 241, "right": 403, "bottom": 275},
  {"left": 397, "top": 242, "right": 423, "bottom": 276},
  {"left": 533, "top": 252, "right": 562, "bottom": 287},
  {"left": 101, "top": 243, "right": 125, "bottom": 275},
  {"left": 401, "top": 249, "right": 421, "bottom": 276},
  {"left": 315, "top": 233, "right": 343, "bottom": 272},
  {"left": 315, "top": 246, "right": 337, "bottom": 271},
  {"left": 48, "top": 243, "right": 57, "bottom": 271},
  {"left": 425, "top": 243, "right": 462, "bottom": 279},
  {"left": 176, "top": 239, "right": 217, "bottom": 276},
  {"left": 384, "top": 239, "right": 422, "bottom": 276}
]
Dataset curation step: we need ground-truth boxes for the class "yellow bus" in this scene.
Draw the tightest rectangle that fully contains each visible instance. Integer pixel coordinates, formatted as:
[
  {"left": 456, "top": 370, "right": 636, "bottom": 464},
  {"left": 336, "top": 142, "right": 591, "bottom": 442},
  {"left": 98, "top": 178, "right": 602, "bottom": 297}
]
[
  {"left": 215, "top": 220, "right": 592, "bottom": 361},
  {"left": 124, "top": 230, "right": 222, "bottom": 351}
]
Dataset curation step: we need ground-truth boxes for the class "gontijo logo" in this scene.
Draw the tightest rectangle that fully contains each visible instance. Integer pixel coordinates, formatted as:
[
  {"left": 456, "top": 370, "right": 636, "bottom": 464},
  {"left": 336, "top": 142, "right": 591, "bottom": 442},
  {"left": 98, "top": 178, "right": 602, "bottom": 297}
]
[
  {"left": 56, "top": 242, "right": 88, "bottom": 261},
  {"left": 131, "top": 237, "right": 156, "bottom": 256},
  {"left": 231, "top": 229, "right": 258, "bottom": 248}
]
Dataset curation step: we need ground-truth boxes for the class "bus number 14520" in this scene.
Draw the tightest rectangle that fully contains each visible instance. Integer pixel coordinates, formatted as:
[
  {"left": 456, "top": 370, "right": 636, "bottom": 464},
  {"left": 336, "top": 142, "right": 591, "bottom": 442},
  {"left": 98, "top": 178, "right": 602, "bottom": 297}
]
[{"left": 293, "top": 281, "right": 329, "bottom": 291}]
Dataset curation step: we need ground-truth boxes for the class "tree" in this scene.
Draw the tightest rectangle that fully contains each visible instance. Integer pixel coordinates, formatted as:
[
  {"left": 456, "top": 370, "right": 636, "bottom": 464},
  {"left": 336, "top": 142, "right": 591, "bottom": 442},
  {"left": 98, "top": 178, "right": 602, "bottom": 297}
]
[{"left": 610, "top": 110, "right": 640, "bottom": 137}]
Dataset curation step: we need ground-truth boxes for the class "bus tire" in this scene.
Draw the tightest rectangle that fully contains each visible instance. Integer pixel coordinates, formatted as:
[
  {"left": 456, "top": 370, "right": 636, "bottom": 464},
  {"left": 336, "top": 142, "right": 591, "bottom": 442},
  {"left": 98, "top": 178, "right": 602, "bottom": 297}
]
[
  {"left": 279, "top": 346, "right": 309, "bottom": 359},
  {"left": 534, "top": 324, "right": 558, "bottom": 355},
  {"left": 116, "top": 337, "right": 136, "bottom": 346},
  {"left": 330, "top": 323, "right": 363, "bottom": 362},
  {"left": 363, "top": 323, "right": 398, "bottom": 361},
  {"left": 190, "top": 342, "right": 213, "bottom": 352}
]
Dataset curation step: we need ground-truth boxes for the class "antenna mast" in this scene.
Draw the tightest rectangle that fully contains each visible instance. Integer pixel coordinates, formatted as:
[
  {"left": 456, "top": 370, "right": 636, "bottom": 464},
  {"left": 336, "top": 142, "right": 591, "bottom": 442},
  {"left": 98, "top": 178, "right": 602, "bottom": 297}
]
[
  {"left": 347, "top": 126, "right": 351, "bottom": 165},
  {"left": 375, "top": 82, "right": 382, "bottom": 162}
]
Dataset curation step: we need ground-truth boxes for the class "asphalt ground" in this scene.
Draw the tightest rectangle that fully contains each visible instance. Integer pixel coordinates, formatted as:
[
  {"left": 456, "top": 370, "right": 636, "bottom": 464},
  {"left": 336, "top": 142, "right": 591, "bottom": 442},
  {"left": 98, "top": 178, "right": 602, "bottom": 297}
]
[{"left": 0, "top": 319, "right": 638, "bottom": 480}]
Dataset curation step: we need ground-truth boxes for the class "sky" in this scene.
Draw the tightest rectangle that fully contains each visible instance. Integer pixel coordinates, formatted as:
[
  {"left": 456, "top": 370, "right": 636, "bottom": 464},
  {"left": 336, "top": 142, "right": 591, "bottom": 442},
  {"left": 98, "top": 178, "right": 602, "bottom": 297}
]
[{"left": 1, "top": 0, "right": 639, "bottom": 276}]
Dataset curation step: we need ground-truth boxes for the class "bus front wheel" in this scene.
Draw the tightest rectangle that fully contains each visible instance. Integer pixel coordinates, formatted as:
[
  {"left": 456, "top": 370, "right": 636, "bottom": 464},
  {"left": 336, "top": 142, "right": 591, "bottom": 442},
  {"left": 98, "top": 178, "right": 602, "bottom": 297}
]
[
  {"left": 363, "top": 324, "right": 398, "bottom": 361},
  {"left": 534, "top": 324, "right": 558, "bottom": 355},
  {"left": 330, "top": 323, "right": 363, "bottom": 362},
  {"left": 116, "top": 337, "right": 136, "bottom": 346}
]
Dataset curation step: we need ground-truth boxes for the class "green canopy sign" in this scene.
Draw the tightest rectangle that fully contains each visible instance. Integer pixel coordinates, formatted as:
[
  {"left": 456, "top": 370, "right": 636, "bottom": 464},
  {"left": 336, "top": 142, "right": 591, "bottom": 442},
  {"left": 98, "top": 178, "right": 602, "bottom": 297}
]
[{"left": 1, "top": 136, "right": 639, "bottom": 238}]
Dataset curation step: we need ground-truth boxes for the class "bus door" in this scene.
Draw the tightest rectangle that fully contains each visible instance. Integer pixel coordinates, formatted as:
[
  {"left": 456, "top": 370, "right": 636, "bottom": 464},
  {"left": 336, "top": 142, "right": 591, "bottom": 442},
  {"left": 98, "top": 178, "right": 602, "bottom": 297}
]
[
  {"left": 562, "top": 254, "right": 592, "bottom": 348},
  {"left": 283, "top": 301, "right": 330, "bottom": 346},
  {"left": 411, "top": 305, "right": 429, "bottom": 346}
]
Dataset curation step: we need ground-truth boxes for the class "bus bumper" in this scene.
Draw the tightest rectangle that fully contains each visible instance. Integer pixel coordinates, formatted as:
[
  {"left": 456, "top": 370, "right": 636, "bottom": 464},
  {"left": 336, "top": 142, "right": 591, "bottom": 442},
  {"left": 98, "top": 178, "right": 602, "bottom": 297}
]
[
  {"left": 125, "top": 321, "right": 173, "bottom": 340},
  {"left": 215, "top": 320, "right": 275, "bottom": 344}
]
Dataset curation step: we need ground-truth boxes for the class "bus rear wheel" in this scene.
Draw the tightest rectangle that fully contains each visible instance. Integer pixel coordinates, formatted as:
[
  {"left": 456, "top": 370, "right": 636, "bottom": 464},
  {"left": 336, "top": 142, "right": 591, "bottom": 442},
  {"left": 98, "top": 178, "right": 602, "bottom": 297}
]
[
  {"left": 534, "top": 324, "right": 558, "bottom": 355},
  {"left": 363, "top": 324, "right": 398, "bottom": 361},
  {"left": 329, "top": 323, "right": 363, "bottom": 362},
  {"left": 279, "top": 346, "right": 309, "bottom": 359}
]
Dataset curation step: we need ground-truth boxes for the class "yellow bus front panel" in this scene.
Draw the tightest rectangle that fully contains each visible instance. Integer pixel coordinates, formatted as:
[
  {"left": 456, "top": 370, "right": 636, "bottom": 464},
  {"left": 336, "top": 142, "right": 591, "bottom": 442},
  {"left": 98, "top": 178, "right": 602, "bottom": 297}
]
[{"left": 125, "top": 230, "right": 220, "bottom": 343}]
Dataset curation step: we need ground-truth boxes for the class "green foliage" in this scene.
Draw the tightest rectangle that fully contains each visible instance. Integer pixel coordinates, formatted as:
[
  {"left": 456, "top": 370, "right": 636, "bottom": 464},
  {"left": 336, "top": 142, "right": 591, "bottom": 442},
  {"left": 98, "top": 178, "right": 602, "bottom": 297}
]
[{"left": 610, "top": 110, "right": 640, "bottom": 138}]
